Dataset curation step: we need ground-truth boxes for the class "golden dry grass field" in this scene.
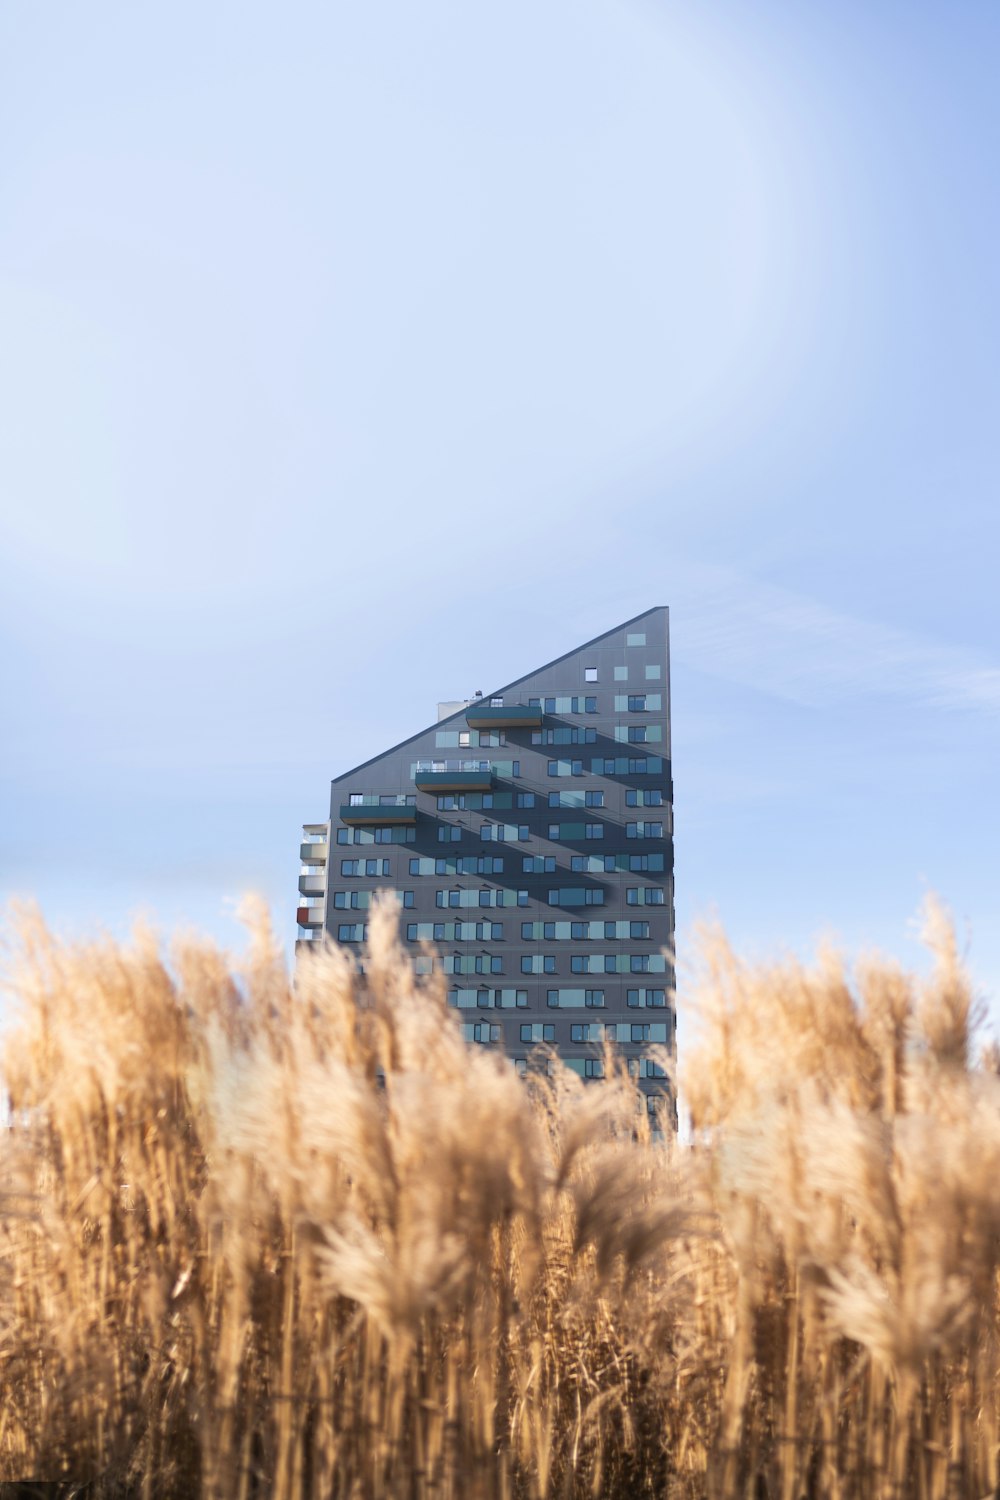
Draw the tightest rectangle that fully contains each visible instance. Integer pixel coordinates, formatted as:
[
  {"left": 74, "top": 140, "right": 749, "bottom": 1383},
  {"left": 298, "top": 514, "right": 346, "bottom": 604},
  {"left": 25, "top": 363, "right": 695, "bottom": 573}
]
[{"left": 0, "top": 897, "right": 997, "bottom": 1499}]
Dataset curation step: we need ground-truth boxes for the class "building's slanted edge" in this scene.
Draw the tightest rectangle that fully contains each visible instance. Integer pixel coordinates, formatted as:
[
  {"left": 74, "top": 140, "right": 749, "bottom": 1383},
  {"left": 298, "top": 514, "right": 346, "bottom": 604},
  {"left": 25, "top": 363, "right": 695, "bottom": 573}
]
[{"left": 331, "top": 605, "right": 669, "bottom": 788}]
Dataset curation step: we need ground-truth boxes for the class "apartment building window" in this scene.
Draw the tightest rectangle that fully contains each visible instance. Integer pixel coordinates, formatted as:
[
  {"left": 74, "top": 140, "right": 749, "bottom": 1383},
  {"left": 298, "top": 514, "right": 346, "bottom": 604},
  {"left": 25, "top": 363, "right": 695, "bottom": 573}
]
[
  {"left": 546, "top": 989, "right": 605, "bottom": 1008},
  {"left": 547, "top": 822, "right": 603, "bottom": 841},
  {"left": 337, "top": 924, "right": 367, "bottom": 942},
  {"left": 627, "top": 989, "right": 668, "bottom": 1008},
  {"left": 337, "top": 827, "right": 415, "bottom": 845},
  {"left": 629, "top": 854, "right": 665, "bottom": 872},
  {"left": 516, "top": 792, "right": 535, "bottom": 808},
  {"left": 522, "top": 855, "right": 555, "bottom": 873},
  {"left": 626, "top": 822, "right": 663, "bottom": 839},
  {"left": 520, "top": 1023, "right": 555, "bottom": 1043},
  {"left": 443, "top": 954, "right": 503, "bottom": 976},
  {"left": 570, "top": 1023, "right": 603, "bottom": 1042},
  {"left": 548, "top": 790, "right": 603, "bottom": 809},
  {"left": 585, "top": 1059, "right": 605, "bottom": 1078},
  {"left": 340, "top": 858, "right": 391, "bottom": 877},
  {"left": 547, "top": 759, "right": 583, "bottom": 777},
  {"left": 481, "top": 823, "right": 529, "bottom": 842},
  {"left": 645, "top": 664, "right": 661, "bottom": 680},
  {"left": 626, "top": 632, "right": 646, "bottom": 646},
  {"left": 590, "top": 755, "right": 663, "bottom": 776},
  {"left": 521, "top": 955, "right": 557, "bottom": 974},
  {"left": 584, "top": 667, "right": 598, "bottom": 682},
  {"left": 438, "top": 826, "right": 462, "bottom": 843},
  {"left": 529, "top": 695, "right": 598, "bottom": 714},
  {"left": 626, "top": 789, "right": 664, "bottom": 807},
  {"left": 461, "top": 1022, "right": 501, "bottom": 1045},
  {"left": 626, "top": 887, "right": 665, "bottom": 905},
  {"left": 547, "top": 888, "right": 605, "bottom": 907}
]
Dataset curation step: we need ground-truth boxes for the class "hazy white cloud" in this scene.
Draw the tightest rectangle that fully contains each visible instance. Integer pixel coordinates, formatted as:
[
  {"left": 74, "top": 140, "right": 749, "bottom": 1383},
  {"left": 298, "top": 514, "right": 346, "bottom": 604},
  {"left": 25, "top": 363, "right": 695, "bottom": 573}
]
[{"left": 673, "top": 568, "right": 1000, "bottom": 720}]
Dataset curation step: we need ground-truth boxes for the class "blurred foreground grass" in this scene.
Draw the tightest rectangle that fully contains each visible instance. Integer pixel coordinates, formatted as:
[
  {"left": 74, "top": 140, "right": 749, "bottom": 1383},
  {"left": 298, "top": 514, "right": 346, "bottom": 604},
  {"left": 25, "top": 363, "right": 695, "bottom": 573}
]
[{"left": 0, "top": 897, "right": 996, "bottom": 1499}]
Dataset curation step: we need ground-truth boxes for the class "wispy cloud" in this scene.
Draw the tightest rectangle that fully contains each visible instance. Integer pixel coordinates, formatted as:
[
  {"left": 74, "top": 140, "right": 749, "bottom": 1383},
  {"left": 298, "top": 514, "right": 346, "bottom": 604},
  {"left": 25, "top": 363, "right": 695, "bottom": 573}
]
[{"left": 670, "top": 567, "right": 1000, "bottom": 719}]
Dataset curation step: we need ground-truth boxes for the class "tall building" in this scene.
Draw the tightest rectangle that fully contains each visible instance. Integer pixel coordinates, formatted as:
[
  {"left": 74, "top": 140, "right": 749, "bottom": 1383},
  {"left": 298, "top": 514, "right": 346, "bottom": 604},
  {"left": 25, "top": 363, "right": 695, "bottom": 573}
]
[{"left": 297, "top": 607, "right": 675, "bottom": 1115}]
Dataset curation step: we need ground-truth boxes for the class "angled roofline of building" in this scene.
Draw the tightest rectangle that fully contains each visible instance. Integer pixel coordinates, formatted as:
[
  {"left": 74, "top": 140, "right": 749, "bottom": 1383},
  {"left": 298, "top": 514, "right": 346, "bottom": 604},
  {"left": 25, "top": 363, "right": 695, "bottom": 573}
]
[{"left": 330, "top": 605, "right": 669, "bottom": 787}]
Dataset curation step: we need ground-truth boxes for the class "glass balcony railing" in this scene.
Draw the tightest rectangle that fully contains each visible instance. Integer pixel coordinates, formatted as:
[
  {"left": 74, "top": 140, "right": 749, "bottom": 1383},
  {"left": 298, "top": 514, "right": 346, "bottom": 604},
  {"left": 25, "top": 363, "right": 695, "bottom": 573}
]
[
  {"left": 414, "top": 759, "right": 493, "bottom": 774},
  {"left": 346, "top": 794, "right": 416, "bottom": 807},
  {"left": 465, "top": 703, "right": 543, "bottom": 729}
]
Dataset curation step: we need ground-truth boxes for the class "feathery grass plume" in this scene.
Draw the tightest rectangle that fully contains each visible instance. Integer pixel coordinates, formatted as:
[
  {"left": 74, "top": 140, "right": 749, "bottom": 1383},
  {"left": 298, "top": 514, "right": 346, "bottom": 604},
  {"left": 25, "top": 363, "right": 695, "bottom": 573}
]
[{"left": 0, "top": 895, "right": 998, "bottom": 1498}]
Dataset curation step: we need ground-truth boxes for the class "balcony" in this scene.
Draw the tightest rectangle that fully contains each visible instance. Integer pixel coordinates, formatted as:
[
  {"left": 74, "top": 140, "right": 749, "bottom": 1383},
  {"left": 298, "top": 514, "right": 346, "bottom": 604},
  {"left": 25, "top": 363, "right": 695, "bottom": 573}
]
[
  {"left": 300, "top": 841, "right": 328, "bottom": 864},
  {"left": 414, "top": 759, "right": 494, "bottom": 793},
  {"left": 299, "top": 874, "right": 326, "bottom": 897},
  {"left": 296, "top": 905, "right": 324, "bottom": 927},
  {"left": 339, "top": 801, "right": 418, "bottom": 826},
  {"left": 465, "top": 703, "right": 543, "bottom": 730}
]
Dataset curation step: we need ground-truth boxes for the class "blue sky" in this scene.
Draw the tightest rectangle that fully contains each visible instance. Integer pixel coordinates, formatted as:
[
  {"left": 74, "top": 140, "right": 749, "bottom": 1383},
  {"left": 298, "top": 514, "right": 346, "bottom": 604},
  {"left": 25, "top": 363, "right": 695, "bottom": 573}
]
[{"left": 2, "top": 1, "right": 998, "bottom": 1024}]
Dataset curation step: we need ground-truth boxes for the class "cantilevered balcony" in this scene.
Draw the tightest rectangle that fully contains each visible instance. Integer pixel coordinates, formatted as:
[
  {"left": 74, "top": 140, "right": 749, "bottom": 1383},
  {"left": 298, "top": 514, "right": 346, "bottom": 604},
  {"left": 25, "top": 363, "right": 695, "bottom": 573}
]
[
  {"left": 300, "top": 841, "right": 329, "bottom": 864},
  {"left": 340, "top": 799, "right": 418, "bottom": 826},
  {"left": 414, "top": 759, "right": 494, "bottom": 793},
  {"left": 299, "top": 873, "right": 326, "bottom": 897},
  {"left": 296, "top": 903, "right": 324, "bottom": 927},
  {"left": 465, "top": 703, "right": 543, "bottom": 730}
]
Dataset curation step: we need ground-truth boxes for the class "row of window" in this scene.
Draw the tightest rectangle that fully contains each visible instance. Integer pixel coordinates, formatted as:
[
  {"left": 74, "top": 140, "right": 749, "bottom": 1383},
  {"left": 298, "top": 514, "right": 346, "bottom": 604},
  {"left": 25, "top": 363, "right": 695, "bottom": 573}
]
[
  {"left": 548, "top": 821, "right": 604, "bottom": 840},
  {"left": 366, "top": 946, "right": 669, "bottom": 974},
  {"left": 531, "top": 728, "right": 596, "bottom": 746},
  {"left": 612, "top": 694, "right": 662, "bottom": 712},
  {"left": 568, "top": 853, "right": 666, "bottom": 873},
  {"left": 340, "top": 858, "right": 392, "bottom": 877},
  {"left": 579, "top": 953, "right": 667, "bottom": 973},
  {"left": 330, "top": 900, "right": 666, "bottom": 930},
  {"left": 520, "top": 920, "right": 651, "bottom": 940},
  {"left": 558, "top": 1058, "right": 667, "bottom": 1079},
  {"left": 404, "top": 755, "right": 666, "bottom": 784},
  {"left": 517, "top": 1057, "right": 667, "bottom": 1079},
  {"left": 444, "top": 954, "right": 503, "bottom": 975},
  {"left": 519, "top": 1021, "right": 669, "bottom": 1044},
  {"left": 479, "top": 823, "right": 530, "bottom": 842},
  {"left": 332, "top": 878, "right": 664, "bottom": 911},
  {"left": 437, "top": 792, "right": 514, "bottom": 810},
  {"left": 360, "top": 786, "right": 663, "bottom": 815},
  {"left": 407, "top": 921, "right": 504, "bottom": 941},
  {"left": 548, "top": 888, "right": 605, "bottom": 907},
  {"left": 450, "top": 988, "right": 527, "bottom": 1009},
  {"left": 446, "top": 987, "right": 668, "bottom": 1010},
  {"left": 437, "top": 820, "right": 667, "bottom": 846},
  {"left": 337, "top": 827, "right": 416, "bottom": 845},
  {"left": 436, "top": 791, "right": 544, "bottom": 810},
  {"left": 435, "top": 729, "right": 507, "bottom": 748},
  {"left": 526, "top": 695, "right": 598, "bottom": 713},
  {"left": 550, "top": 756, "right": 666, "bottom": 777},
  {"left": 462, "top": 1022, "right": 502, "bottom": 1044},
  {"left": 333, "top": 889, "right": 415, "bottom": 910},
  {"left": 548, "top": 789, "right": 605, "bottom": 808},
  {"left": 436, "top": 888, "right": 511, "bottom": 908},
  {"left": 410, "top": 856, "right": 506, "bottom": 875},
  {"left": 613, "top": 724, "right": 663, "bottom": 743},
  {"left": 526, "top": 953, "right": 668, "bottom": 974}
]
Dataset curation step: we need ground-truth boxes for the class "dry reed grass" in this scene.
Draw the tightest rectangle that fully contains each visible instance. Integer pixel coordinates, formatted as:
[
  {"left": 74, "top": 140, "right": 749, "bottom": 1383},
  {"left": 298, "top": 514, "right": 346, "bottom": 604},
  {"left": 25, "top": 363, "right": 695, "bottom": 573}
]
[{"left": 0, "top": 895, "right": 997, "bottom": 1499}]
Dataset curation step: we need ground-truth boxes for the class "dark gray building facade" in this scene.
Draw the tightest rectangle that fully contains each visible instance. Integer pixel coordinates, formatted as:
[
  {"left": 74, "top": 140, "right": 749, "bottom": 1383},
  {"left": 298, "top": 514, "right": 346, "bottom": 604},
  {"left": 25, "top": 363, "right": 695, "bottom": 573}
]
[{"left": 297, "top": 607, "right": 674, "bottom": 1113}]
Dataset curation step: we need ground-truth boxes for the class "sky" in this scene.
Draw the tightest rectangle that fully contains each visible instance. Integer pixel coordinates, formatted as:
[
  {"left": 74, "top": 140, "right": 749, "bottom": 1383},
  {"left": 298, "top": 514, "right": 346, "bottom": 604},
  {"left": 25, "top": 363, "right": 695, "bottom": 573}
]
[{"left": 1, "top": 1, "right": 998, "bottom": 1029}]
